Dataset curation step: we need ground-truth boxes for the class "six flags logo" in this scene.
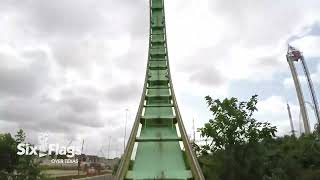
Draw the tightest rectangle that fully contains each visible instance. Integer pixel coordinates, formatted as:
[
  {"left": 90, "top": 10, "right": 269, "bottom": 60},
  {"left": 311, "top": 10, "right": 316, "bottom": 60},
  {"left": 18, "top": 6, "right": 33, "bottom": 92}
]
[{"left": 17, "top": 133, "right": 81, "bottom": 158}]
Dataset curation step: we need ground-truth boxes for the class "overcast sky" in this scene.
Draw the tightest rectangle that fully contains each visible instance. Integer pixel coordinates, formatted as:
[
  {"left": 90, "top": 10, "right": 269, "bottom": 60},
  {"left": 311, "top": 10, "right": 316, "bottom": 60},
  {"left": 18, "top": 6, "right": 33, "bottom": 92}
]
[{"left": 0, "top": 0, "right": 320, "bottom": 158}]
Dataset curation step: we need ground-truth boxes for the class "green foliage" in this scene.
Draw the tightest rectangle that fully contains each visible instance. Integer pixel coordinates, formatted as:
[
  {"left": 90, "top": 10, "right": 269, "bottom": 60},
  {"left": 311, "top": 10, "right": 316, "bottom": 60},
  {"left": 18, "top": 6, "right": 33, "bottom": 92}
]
[
  {"left": 0, "top": 129, "right": 45, "bottom": 179},
  {"left": 15, "top": 129, "right": 26, "bottom": 144},
  {"left": 197, "top": 95, "right": 320, "bottom": 180},
  {"left": 198, "top": 95, "right": 276, "bottom": 153},
  {"left": 0, "top": 133, "right": 19, "bottom": 175}
]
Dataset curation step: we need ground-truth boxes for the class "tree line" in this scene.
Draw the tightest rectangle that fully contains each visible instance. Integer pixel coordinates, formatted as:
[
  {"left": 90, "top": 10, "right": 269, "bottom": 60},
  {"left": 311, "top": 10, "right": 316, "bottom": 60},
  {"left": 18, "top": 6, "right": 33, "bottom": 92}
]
[{"left": 195, "top": 95, "right": 320, "bottom": 180}]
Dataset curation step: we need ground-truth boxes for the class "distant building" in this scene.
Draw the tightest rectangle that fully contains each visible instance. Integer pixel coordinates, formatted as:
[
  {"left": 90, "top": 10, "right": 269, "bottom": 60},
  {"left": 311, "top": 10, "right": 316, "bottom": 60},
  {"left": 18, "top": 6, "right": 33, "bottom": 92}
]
[{"left": 76, "top": 154, "right": 120, "bottom": 170}]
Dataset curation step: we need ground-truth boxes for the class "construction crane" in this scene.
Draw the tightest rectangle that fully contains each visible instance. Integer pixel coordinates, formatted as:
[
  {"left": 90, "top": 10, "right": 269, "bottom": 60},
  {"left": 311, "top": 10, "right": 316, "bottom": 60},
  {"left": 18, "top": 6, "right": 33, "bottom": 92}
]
[{"left": 115, "top": 0, "right": 204, "bottom": 179}]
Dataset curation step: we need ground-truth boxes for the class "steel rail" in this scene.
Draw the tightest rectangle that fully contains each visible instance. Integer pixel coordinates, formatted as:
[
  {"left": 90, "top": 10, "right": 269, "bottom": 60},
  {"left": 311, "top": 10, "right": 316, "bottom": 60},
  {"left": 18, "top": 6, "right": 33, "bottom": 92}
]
[
  {"left": 114, "top": 0, "right": 152, "bottom": 179},
  {"left": 161, "top": 1, "right": 205, "bottom": 179},
  {"left": 300, "top": 56, "right": 320, "bottom": 124},
  {"left": 115, "top": 0, "right": 205, "bottom": 179}
]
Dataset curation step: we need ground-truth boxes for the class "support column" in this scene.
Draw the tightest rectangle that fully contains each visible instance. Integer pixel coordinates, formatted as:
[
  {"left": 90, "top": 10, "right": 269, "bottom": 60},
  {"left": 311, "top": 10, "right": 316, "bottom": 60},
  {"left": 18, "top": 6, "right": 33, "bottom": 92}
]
[
  {"left": 287, "top": 103, "right": 295, "bottom": 137},
  {"left": 287, "top": 55, "right": 310, "bottom": 134}
]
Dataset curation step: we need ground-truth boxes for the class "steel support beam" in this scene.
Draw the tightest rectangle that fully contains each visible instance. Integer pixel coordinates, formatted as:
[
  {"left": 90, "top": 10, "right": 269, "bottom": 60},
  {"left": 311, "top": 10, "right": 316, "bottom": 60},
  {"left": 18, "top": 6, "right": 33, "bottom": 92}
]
[
  {"left": 300, "top": 56, "right": 320, "bottom": 125},
  {"left": 115, "top": 0, "right": 205, "bottom": 179},
  {"left": 286, "top": 55, "right": 310, "bottom": 134},
  {"left": 286, "top": 103, "right": 295, "bottom": 137}
]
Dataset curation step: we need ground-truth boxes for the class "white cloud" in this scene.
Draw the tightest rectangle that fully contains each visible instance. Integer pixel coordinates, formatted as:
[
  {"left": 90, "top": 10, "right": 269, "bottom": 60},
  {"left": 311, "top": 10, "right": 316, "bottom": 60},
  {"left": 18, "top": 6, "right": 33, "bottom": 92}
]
[
  {"left": 256, "top": 96, "right": 299, "bottom": 136},
  {"left": 283, "top": 63, "right": 320, "bottom": 88},
  {"left": 0, "top": 0, "right": 320, "bottom": 157},
  {"left": 291, "top": 35, "right": 320, "bottom": 58}
]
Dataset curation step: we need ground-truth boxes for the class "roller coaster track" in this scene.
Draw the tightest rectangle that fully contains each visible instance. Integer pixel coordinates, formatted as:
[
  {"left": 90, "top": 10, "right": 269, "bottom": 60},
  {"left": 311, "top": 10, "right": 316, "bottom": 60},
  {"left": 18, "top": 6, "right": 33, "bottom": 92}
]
[{"left": 115, "top": 0, "right": 205, "bottom": 179}]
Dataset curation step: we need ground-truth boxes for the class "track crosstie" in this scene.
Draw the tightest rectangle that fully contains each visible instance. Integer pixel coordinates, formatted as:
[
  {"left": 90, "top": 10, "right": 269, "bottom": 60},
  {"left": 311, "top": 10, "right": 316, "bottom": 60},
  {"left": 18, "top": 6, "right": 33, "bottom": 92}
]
[{"left": 115, "top": 0, "right": 204, "bottom": 179}]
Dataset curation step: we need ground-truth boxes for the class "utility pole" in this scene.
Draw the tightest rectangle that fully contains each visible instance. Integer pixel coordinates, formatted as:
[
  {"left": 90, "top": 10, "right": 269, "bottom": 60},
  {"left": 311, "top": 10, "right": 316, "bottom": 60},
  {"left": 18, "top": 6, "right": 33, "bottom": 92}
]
[
  {"left": 107, "top": 136, "right": 111, "bottom": 159},
  {"left": 67, "top": 139, "right": 73, "bottom": 147},
  {"left": 287, "top": 45, "right": 310, "bottom": 134},
  {"left": 78, "top": 139, "right": 84, "bottom": 175},
  {"left": 286, "top": 103, "right": 295, "bottom": 137}
]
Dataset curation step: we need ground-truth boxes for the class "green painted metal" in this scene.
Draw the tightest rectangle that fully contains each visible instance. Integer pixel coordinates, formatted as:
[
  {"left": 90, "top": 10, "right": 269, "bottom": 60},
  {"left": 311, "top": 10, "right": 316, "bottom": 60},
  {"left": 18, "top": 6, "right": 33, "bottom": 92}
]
[{"left": 115, "top": 0, "right": 205, "bottom": 179}]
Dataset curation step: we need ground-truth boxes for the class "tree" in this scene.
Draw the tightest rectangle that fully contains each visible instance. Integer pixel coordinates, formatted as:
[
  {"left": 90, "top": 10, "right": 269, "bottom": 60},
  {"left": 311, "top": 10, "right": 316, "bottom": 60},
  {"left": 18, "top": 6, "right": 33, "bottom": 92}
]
[
  {"left": 314, "top": 123, "right": 320, "bottom": 135},
  {"left": 0, "top": 129, "right": 45, "bottom": 180},
  {"left": 197, "top": 95, "right": 277, "bottom": 180},
  {"left": 197, "top": 95, "right": 320, "bottom": 180},
  {"left": 198, "top": 95, "right": 277, "bottom": 153},
  {"left": 15, "top": 129, "right": 26, "bottom": 144},
  {"left": 0, "top": 133, "right": 19, "bottom": 178}
]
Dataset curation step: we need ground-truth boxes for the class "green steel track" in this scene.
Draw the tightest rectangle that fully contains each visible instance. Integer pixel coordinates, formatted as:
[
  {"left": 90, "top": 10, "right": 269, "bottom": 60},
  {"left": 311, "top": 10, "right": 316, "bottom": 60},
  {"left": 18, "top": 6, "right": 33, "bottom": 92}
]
[{"left": 115, "top": 0, "right": 204, "bottom": 179}]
